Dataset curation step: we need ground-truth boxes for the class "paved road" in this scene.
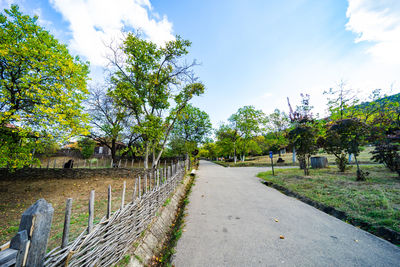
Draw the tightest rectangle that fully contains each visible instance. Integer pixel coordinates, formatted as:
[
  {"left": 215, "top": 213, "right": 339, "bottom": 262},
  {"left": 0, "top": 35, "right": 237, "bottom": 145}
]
[{"left": 172, "top": 160, "right": 400, "bottom": 267}]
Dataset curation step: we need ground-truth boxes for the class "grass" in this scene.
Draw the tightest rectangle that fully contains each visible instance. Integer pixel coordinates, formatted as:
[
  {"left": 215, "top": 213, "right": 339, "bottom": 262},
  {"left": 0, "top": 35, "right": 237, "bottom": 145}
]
[
  {"left": 149, "top": 174, "right": 195, "bottom": 266},
  {"left": 257, "top": 165, "right": 400, "bottom": 234},
  {"left": 215, "top": 146, "right": 375, "bottom": 167}
]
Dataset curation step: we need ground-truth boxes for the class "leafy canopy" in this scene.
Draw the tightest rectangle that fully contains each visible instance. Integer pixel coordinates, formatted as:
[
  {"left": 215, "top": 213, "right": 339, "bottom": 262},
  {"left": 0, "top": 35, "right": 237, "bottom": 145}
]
[
  {"left": 109, "top": 33, "right": 204, "bottom": 167},
  {"left": 0, "top": 5, "right": 90, "bottom": 168}
]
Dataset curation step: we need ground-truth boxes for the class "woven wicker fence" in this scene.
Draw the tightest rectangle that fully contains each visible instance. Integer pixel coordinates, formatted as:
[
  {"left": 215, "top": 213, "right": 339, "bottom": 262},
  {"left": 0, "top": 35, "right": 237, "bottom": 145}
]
[{"left": 0, "top": 160, "right": 188, "bottom": 267}]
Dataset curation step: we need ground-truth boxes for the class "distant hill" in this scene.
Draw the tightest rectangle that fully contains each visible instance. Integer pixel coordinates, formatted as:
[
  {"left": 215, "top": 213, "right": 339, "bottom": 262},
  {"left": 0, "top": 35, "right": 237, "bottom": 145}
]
[{"left": 357, "top": 92, "right": 400, "bottom": 108}]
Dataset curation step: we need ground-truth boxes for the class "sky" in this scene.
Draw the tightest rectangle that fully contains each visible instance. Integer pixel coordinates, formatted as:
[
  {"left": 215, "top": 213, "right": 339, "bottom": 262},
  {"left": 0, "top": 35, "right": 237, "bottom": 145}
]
[{"left": 1, "top": 0, "right": 400, "bottom": 127}]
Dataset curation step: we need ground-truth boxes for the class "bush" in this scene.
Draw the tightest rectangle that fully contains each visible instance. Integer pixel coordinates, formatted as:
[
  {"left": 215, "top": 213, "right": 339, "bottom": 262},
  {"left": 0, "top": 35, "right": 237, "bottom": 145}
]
[
  {"left": 78, "top": 138, "right": 96, "bottom": 159},
  {"left": 371, "top": 140, "right": 400, "bottom": 177}
]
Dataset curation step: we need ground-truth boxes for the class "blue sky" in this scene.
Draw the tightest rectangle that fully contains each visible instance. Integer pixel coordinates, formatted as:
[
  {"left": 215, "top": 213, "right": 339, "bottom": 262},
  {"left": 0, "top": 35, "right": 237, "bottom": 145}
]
[{"left": 2, "top": 0, "right": 400, "bottom": 127}]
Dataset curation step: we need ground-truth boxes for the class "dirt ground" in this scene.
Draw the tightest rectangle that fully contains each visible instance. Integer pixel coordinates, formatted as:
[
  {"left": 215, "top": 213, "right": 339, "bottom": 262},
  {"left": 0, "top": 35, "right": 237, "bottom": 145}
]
[{"left": 0, "top": 174, "right": 148, "bottom": 250}]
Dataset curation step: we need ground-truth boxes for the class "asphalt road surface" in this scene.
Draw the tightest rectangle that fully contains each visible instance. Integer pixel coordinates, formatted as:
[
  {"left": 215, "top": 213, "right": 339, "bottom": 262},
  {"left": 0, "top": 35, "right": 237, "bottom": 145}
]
[{"left": 172, "top": 160, "right": 400, "bottom": 267}]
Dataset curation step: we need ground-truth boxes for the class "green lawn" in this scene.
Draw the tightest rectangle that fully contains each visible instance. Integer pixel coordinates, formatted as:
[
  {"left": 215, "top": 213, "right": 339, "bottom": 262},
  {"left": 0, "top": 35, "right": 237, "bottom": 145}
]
[
  {"left": 257, "top": 165, "right": 400, "bottom": 234},
  {"left": 215, "top": 146, "right": 375, "bottom": 167}
]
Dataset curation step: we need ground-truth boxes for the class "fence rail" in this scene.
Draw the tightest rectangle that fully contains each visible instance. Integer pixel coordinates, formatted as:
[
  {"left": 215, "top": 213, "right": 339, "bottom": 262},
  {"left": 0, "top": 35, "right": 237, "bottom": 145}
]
[{"left": 0, "top": 159, "right": 190, "bottom": 267}]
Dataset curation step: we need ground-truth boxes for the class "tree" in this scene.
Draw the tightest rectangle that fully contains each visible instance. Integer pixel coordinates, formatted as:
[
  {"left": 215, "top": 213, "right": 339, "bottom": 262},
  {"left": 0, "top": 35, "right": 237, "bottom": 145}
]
[
  {"left": 324, "top": 80, "right": 359, "bottom": 120},
  {"left": 170, "top": 104, "right": 212, "bottom": 159},
  {"left": 215, "top": 124, "right": 238, "bottom": 160},
  {"left": 228, "top": 105, "right": 265, "bottom": 162},
  {"left": 199, "top": 141, "right": 218, "bottom": 160},
  {"left": 318, "top": 124, "right": 348, "bottom": 172},
  {"left": 0, "top": 5, "right": 90, "bottom": 168},
  {"left": 78, "top": 137, "right": 96, "bottom": 159},
  {"left": 265, "top": 109, "right": 289, "bottom": 157},
  {"left": 288, "top": 123, "right": 319, "bottom": 175},
  {"left": 330, "top": 119, "right": 369, "bottom": 180},
  {"left": 87, "top": 85, "right": 139, "bottom": 162},
  {"left": 287, "top": 94, "right": 319, "bottom": 175},
  {"left": 371, "top": 128, "right": 400, "bottom": 177},
  {"left": 108, "top": 33, "right": 204, "bottom": 169}
]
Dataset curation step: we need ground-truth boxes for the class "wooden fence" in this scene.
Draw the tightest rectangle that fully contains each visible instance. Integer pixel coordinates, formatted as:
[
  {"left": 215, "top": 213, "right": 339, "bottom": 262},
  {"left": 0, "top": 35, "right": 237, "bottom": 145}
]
[{"left": 0, "top": 160, "right": 190, "bottom": 266}]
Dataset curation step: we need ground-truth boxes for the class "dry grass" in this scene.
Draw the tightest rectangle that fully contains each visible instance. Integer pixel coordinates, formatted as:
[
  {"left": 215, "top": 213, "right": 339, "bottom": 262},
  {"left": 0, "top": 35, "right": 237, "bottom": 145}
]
[{"left": 0, "top": 173, "right": 157, "bottom": 250}]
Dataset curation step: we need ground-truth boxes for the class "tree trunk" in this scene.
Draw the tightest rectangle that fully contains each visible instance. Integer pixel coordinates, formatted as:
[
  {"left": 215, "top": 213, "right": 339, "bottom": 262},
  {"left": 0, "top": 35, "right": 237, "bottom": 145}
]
[
  {"left": 111, "top": 139, "right": 116, "bottom": 165},
  {"left": 144, "top": 143, "right": 149, "bottom": 169},
  {"left": 354, "top": 155, "right": 366, "bottom": 181},
  {"left": 292, "top": 147, "right": 296, "bottom": 163},
  {"left": 152, "top": 148, "right": 156, "bottom": 168},
  {"left": 234, "top": 142, "right": 237, "bottom": 164}
]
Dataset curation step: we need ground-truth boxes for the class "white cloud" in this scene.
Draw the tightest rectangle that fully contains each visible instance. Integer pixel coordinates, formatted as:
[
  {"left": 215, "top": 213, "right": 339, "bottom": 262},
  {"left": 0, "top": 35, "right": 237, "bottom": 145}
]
[
  {"left": 49, "top": 0, "right": 174, "bottom": 67},
  {"left": 346, "top": 0, "right": 400, "bottom": 64}
]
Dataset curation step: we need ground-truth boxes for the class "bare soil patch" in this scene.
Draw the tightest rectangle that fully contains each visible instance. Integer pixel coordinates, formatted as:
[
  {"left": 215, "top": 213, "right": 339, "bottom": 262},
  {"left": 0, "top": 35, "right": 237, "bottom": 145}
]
[{"left": 0, "top": 173, "right": 142, "bottom": 250}]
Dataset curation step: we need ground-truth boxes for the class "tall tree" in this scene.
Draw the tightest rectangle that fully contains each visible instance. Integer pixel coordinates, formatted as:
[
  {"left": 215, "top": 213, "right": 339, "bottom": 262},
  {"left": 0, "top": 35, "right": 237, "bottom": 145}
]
[
  {"left": 169, "top": 104, "right": 212, "bottom": 159},
  {"left": 265, "top": 109, "right": 289, "bottom": 157},
  {"left": 228, "top": 105, "right": 265, "bottom": 162},
  {"left": 87, "top": 85, "right": 139, "bottom": 162},
  {"left": 288, "top": 94, "right": 319, "bottom": 175},
  {"left": 215, "top": 124, "right": 239, "bottom": 161},
  {"left": 324, "top": 80, "right": 359, "bottom": 120},
  {"left": 0, "top": 5, "right": 89, "bottom": 168},
  {"left": 108, "top": 33, "right": 204, "bottom": 168}
]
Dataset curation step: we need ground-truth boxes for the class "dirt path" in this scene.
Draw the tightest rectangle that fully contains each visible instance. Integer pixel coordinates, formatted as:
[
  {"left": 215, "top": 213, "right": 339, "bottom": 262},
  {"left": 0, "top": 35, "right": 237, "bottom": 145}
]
[{"left": 172, "top": 160, "right": 400, "bottom": 266}]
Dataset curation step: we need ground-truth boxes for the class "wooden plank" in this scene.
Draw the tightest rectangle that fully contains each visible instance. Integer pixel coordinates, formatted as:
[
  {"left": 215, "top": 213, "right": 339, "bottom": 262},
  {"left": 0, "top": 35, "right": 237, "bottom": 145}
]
[
  {"left": 0, "top": 242, "right": 10, "bottom": 251},
  {"left": 138, "top": 176, "right": 141, "bottom": 198},
  {"left": 61, "top": 198, "right": 72, "bottom": 248},
  {"left": 121, "top": 181, "right": 126, "bottom": 209},
  {"left": 18, "top": 199, "right": 54, "bottom": 267},
  {"left": 10, "top": 230, "right": 28, "bottom": 267},
  {"left": 0, "top": 248, "right": 17, "bottom": 266},
  {"left": 132, "top": 179, "right": 137, "bottom": 201},
  {"left": 88, "top": 190, "right": 95, "bottom": 233},
  {"left": 145, "top": 173, "right": 148, "bottom": 193},
  {"left": 107, "top": 185, "right": 111, "bottom": 219}
]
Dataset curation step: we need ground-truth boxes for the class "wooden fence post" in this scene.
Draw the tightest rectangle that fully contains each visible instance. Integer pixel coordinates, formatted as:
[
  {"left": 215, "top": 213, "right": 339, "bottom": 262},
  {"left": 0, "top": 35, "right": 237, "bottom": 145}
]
[
  {"left": 19, "top": 199, "right": 54, "bottom": 266},
  {"left": 107, "top": 186, "right": 111, "bottom": 219},
  {"left": 88, "top": 190, "right": 95, "bottom": 234},
  {"left": 61, "top": 198, "right": 72, "bottom": 249},
  {"left": 121, "top": 181, "right": 126, "bottom": 209}
]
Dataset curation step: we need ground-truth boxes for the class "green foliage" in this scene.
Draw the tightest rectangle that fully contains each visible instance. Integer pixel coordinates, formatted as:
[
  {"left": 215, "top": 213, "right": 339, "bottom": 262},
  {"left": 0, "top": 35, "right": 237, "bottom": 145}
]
[
  {"left": 288, "top": 94, "right": 319, "bottom": 175},
  {"left": 330, "top": 119, "right": 369, "bottom": 180},
  {"left": 78, "top": 138, "right": 96, "bottom": 159},
  {"left": 288, "top": 122, "right": 319, "bottom": 175},
  {"left": 215, "top": 124, "right": 239, "bottom": 159},
  {"left": 228, "top": 105, "right": 265, "bottom": 161},
  {"left": 198, "top": 142, "right": 218, "bottom": 159},
  {"left": 324, "top": 81, "right": 359, "bottom": 120},
  {"left": 318, "top": 124, "right": 348, "bottom": 172},
  {"left": 264, "top": 109, "right": 290, "bottom": 155},
  {"left": 109, "top": 33, "right": 204, "bottom": 168},
  {"left": 170, "top": 104, "right": 212, "bottom": 156},
  {"left": 0, "top": 5, "right": 89, "bottom": 168},
  {"left": 371, "top": 130, "right": 400, "bottom": 177},
  {"left": 87, "top": 87, "right": 131, "bottom": 161}
]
